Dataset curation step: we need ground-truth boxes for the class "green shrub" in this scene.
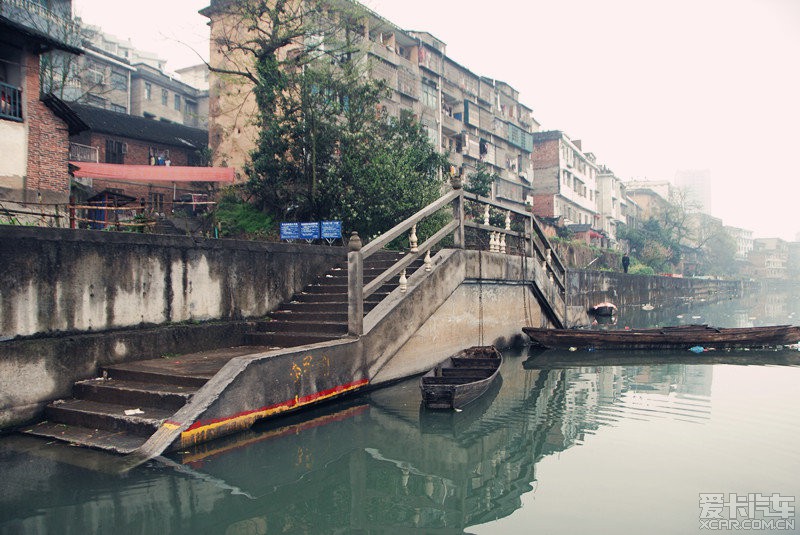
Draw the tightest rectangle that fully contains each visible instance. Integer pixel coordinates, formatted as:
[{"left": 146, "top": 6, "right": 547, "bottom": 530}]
[{"left": 215, "top": 195, "right": 275, "bottom": 239}]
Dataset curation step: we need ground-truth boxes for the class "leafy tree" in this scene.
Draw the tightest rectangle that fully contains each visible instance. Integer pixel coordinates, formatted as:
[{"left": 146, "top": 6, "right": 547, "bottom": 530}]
[
  {"left": 208, "top": 0, "right": 447, "bottom": 238},
  {"left": 464, "top": 162, "right": 497, "bottom": 197}
]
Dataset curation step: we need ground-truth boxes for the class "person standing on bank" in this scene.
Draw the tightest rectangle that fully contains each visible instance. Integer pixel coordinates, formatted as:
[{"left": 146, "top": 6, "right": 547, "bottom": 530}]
[{"left": 622, "top": 253, "right": 630, "bottom": 274}]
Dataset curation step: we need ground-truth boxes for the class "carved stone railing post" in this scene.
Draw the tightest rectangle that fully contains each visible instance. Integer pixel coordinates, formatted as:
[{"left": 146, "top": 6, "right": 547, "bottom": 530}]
[
  {"left": 409, "top": 224, "right": 418, "bottom": 253},
  {"left": 451, "top": 177, "right": 465, "bottom": 249},
  {"left": 424, "top": 250, "right": 432, "bottom": 272},
  {"left": 505, "top": 210, "right": 511, "bottom": 231},
  {"left": 347, "top": 231, "right": 364, "bottom": 336},
  {"left": 483, "top": 204, "right": 490, "bottom": 226},
  {"left": 500, "top": 233, "right": 507, "bottom": 254},
  {"left": 399, "top": 269, "right": 408, "bottom": 292}
]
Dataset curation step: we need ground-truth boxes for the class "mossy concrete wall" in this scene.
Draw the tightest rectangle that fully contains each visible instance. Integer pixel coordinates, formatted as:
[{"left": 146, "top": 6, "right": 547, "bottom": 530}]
[{"left": 0, "top": 227, "right": 344, "bottom": 339}]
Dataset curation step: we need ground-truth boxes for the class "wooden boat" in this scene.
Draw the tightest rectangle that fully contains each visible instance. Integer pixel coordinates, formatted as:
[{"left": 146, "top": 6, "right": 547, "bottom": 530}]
[
  {"left": 522, "top": 324, "right": 800, "bottom": 350},
  {"left": 591, "top": 302, "right": 617, "bottom": 316},
  {"left": 420, "top": 346, "right": 502, "bottom": 410}
]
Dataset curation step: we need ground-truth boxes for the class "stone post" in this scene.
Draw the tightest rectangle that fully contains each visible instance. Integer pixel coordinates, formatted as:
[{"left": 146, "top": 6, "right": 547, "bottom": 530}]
[
  {"left": 451, "top": 176, "right": 465, "bottom": 249},
  {"left": 347, "top": 232, "right": 364, "bottom": 336}
]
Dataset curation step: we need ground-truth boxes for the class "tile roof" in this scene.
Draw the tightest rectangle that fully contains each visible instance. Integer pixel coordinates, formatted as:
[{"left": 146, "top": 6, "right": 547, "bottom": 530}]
[{"left": 66, "top": 102, "right": 208, "bottom": 149}]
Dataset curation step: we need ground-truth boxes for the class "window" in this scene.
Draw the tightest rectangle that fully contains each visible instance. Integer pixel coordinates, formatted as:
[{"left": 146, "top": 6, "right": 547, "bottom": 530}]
[
  {"left": 105, "top": 139, "right": 125, "bottom": 164},
  {"left": 110, "top": 71, "right": 127, "bottom": 91},
  {"left": 0, "top": 81, "right": 23, "bottom": 121},
  {"left": 162, "top": 89, "right": 168, "bottom": 106},
  {"left": 174, "top": 94, "right": 181, "bottom": 111},
  {"left": 86, "top": 94, "right": 107, "bottom": 108},
  {"left": 145, "top": 82, "right": 151, "bottom": 100},
  {"left": 421, "top": 83, "right": 437, "bottom": 109},
  {"left": 110, "top": 104, "right": 126, "bottom": 114}
]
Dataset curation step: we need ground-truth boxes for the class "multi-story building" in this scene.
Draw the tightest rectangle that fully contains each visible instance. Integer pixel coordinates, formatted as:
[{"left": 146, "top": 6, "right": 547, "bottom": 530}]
[
  {"left": 724, "top": 226, "right": 754, "bottom": 262},
  {"left": 530, "top": 131, "right": 599, "bottom": 227},
  {"left": 201, "top": 0, "right": 540, "bottom": 207},
  {"left": 52, "top": 22, "right": 209, "bottom": 128},
  {"left": 750, "top": 238, "right": 788, "bottom": 280},
  {"left": 674, "top": 169, "right": 711, "bottom": 212},
  {"left": 0, "top": 0, "right": 82, "bottom": 220},
  {"left": 131, "top": 62, "right": 208, "bottom": 128},
  {"left": 596, "top": 166, "right": 627, "bottom": 243},
  {"left": 624, "top": 180, "right": 673, "bottom": 220}
]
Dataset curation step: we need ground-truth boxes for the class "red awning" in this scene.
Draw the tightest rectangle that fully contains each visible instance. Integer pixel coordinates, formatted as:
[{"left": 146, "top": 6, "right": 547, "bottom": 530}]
[{"left": 69, "top": 162, "right": 236, "bottom": 183}]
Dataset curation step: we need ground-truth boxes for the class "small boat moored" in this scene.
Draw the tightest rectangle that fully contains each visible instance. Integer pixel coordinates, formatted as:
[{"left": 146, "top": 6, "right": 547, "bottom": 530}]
[
  {"left": 420, "top": 346, "right": 502, "bottom": 410},
  {"left": 591, "top": 302, "right": 618, "bottom": 316},
  {"left": 522, "top": 324, "right": 800, "bottom": 351}
]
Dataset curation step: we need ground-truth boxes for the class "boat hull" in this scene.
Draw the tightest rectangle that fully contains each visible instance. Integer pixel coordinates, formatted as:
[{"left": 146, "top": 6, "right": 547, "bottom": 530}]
[
  {"left": 522, "top": 324, "right": 800, "bottom": 350},
  {"left": 420, "top": 346, "right": 502, "bottom": 410}
]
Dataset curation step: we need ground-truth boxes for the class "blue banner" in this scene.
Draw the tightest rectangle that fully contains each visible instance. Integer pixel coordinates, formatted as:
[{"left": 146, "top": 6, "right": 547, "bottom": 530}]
[
  {"left": 280, "top": 222, "right": 301, "bottom": 240},
  {"left": 300, "top": 222, "right": 321, "bottom": 240},
  {"left": 321, "top": 220, "right": 342, "bottom": 239}
]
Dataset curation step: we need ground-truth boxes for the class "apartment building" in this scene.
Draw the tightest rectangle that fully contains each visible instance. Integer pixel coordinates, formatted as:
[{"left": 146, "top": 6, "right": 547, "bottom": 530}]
[
  {"left": 0, "top": 0, "right": 82, "bottom": 217},
  {"left": 596, "top": 166, "right": 627, "bottom": 242},
  {"left": 202, "top": 0, "right": 540, "bottom": 207},
  {"left": 131, "top": 63, "right": 208, "bottom": 128},
  {"left": 54, "top": 22, "right": 208, "bottom": 128},
  {"left": 750, "top": 238, "right": 788, "bottom": 280},
  {"left": 624, "top": 180, "right": 674, "bottom": 220},
  {"left": 530, "top": 131, "right": 599, "bottom": 227},
  {"left": 724, "top": 225, "right": 754, "bottom": 261}
]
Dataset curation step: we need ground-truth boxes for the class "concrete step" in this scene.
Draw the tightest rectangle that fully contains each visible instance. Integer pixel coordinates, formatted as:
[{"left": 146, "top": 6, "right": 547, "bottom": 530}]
[
  {"left": 44, "top": 399, "right": 173, "bottom": 437},
  {"left": 23, "top": 420, "right": 150, "bottom": 454},
  {"left": 102, "top": 365, "right": 210, "bottom": 388},
  {"left": 74, "top": 378, "right": 198, "bottom": 411},
  {"left": 295, "top": 291, "right": 391, "bottom": 303},
  {"left": 259, "top": 320, "right": 348, "bottom": 335},
  {"left": 247, "top": 332, "right": 344, "bottom": 347},
  {"left": 268, "top": 310, "right": 348, "bottom": 323},
  {"left": 302, "top": 283, "right": 399, "bottom": 295}
]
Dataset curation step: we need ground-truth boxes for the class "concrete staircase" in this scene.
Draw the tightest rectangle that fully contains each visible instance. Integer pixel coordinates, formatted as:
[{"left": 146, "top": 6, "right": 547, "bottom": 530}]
[
  {"left": 248, "top": 251, "right": 421, "bottom": 346},
  {"left": 23, "top": 250, "right": 419, "bottom": 454}
]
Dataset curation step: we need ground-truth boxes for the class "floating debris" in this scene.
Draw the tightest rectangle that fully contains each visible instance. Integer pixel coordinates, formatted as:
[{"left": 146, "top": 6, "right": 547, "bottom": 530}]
[{"left": 124, "top": 409, "right": 144, "bottom": 416}]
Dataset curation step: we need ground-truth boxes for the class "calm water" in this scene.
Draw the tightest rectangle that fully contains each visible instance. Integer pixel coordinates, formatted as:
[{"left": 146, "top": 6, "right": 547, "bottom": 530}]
[{"left": 2, "top": 287, "right": 800, "bottom": 534}]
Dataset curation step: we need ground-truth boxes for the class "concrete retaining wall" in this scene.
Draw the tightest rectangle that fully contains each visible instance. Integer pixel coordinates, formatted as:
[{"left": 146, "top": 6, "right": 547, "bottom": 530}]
[
  {"left": 0, "top": 226, "right": 344, "bottom": 339},
  {"left": 566, "top": 270, "right": 750, "bottom": 325}
]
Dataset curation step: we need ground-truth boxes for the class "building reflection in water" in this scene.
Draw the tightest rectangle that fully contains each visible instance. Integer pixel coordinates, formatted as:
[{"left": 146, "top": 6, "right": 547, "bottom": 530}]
[{"left": 1, "top": 349, "right": 723, "bottom": 535}]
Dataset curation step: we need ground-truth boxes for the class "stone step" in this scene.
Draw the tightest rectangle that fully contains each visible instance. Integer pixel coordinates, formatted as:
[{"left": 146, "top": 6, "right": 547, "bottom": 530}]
[
  {"left": 247, "top": 332, "right": 344, "bottom": 347},
  {"left": 23, "top": 420, "right": 150, "bottom": 455},
  {"left": 44, "top": 399, "right": 173, "bottom": 437},
  {"left": 74, "top": 378, "right": 198, "bottom": 411},
  {"left": 259, "top": 320, "right": 348, "bottom": 335}
]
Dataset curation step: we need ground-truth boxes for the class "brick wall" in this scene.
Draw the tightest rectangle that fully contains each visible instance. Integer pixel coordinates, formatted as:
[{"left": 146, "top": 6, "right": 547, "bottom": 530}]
[
  {"left": 531, "top": 138, "right": 559, "bottom": 170},
  {"left": 533, "top": 195, "right": 555, "bottom": 218},
  {"left": 77, "top": 133, "right": 196, "bottom": 166},
  {"left": 24, "top": 51, "right": 70, "bottom": 203}
]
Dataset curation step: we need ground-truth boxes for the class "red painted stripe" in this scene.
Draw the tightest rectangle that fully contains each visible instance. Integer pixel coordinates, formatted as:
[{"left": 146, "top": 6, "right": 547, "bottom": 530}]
[{"left": 184, "top": 378, "right": 369, "bottom": 432}]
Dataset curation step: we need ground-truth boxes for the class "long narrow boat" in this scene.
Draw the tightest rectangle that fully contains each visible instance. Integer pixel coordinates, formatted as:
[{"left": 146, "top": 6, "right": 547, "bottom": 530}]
[
  {"left": 420, "top": 346, "right": 503, "bottom": 410},
  {"left": 522, "top": 324, "right": 800, "bottom": 350}
]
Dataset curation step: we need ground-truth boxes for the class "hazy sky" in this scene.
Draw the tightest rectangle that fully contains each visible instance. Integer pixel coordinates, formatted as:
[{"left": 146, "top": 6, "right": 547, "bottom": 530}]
[{"left": 72, "top": 0, "right": 800, "bottom": 240}]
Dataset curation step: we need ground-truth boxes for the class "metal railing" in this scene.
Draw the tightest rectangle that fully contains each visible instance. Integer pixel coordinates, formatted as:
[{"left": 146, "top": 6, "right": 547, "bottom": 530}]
[
  {"left": 0, "top": 0, "right": 81, "bottom": 47},
  {"left": 69, "top": 142, "right": 99, "bottom": 162},
  {"left": 346, "top": 182, "right": 567, "bottom": 335},
  {"left": 0, "top": 81, "right": 22, "bottom": 121}
]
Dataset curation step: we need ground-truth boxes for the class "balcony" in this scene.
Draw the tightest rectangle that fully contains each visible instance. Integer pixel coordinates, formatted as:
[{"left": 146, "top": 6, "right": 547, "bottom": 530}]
[
  {"left": 0, "top": 0, "right": 81, "bottom": 50},
  {"left": 69, "top": 142, "right": 99, "bottom": 163},
  {"left": 0, "top": 81, "right": 23, "bottom": 121}
]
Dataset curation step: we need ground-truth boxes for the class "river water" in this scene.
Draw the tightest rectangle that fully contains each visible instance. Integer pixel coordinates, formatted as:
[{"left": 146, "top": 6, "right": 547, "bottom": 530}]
[{"left": 1, "top": 287, "right": 800, "bottom": 534}]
